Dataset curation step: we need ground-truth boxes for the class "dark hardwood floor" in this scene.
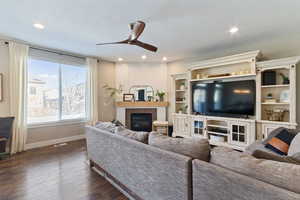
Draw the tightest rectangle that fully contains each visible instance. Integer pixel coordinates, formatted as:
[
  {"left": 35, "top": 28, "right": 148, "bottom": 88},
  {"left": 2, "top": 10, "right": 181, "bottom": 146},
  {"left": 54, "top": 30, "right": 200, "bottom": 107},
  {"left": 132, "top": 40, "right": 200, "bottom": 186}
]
[{"left": 0, "top": 140, "right": 128, "bottom": 200}]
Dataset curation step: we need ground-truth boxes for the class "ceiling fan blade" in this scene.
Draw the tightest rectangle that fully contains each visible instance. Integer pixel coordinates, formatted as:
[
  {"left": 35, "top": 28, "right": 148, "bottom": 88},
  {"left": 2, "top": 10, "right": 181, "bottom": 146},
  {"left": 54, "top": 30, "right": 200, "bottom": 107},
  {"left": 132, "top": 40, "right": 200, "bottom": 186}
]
[
  {"left": 132, "top": 40, "right": 158, "bottom": 52},
  {"left": 129, "top": 21, "right": 145, "bottom": 41},
  {"left": 96, "top": 40, "right": 128, "bottom": 45}
]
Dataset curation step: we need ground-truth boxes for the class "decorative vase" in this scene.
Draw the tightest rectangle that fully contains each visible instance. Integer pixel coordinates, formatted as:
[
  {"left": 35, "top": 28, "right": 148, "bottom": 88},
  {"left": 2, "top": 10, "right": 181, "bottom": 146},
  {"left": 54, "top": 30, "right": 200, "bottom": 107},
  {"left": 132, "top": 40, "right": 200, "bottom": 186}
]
[
  {"left": 283, "top": 79, "right": 290, "bottom": 84},
  {"left": 159, "top": 96, "right": 164, "bottom": 102}
]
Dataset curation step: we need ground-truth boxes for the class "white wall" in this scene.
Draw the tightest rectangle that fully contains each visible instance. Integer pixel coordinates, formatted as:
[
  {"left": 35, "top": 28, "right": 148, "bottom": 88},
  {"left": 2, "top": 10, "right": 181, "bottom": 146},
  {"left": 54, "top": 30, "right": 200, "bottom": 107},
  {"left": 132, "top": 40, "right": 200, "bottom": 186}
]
[{"left": 115, "top": 62, "right": 168, "bottom": 99}]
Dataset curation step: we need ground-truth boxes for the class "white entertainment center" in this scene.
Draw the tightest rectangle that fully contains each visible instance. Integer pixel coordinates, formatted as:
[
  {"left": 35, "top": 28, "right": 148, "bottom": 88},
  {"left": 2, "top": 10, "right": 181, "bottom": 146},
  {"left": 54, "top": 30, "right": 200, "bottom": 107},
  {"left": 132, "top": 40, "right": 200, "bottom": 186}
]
[{"left": 171, "top": 51, "right": 300, "bottom": 151}]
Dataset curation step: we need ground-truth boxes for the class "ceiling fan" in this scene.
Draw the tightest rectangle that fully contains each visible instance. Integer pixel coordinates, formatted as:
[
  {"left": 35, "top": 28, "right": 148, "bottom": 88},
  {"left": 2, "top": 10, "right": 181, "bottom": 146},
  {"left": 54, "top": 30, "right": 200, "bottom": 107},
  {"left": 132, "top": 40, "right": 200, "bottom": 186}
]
[{"left": 96, "top": 21, "right": 158, "bottom": 52}]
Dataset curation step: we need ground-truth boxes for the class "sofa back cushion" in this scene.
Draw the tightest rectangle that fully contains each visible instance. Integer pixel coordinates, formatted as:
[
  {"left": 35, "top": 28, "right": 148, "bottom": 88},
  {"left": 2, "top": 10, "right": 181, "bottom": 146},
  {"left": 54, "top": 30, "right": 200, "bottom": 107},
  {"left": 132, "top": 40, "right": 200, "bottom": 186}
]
[
  {"left": 210, "top": 147, "right": 300, "bottom": 194},
  {"left": 115, "top": 126, "right": 149, "bottom": 144},
  {"left": 149, "top": 132, "right": 210, "bottom": 161}
]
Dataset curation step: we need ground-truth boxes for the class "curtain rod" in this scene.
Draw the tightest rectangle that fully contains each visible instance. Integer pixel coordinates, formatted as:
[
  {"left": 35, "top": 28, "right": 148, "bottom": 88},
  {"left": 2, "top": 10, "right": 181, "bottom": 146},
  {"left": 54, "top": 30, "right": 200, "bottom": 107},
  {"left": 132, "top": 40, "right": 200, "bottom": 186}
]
[{"left": 4, "top": 41, "right": 100, "bottom": 62}]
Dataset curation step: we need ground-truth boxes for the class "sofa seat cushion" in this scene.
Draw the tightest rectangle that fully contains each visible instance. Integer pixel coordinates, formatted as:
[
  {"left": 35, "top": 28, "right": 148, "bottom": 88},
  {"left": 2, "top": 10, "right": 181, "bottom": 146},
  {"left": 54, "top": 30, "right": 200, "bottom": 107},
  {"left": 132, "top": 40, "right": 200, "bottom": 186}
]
[
  {"left": 149, "top": 132, "right": 210, "bottom": 161},
  {"left": 210, "top": 146, "right": 300, "bottom": 194},
  {"left": 115, "top": 127, "right": 149, "bottom": 144}
]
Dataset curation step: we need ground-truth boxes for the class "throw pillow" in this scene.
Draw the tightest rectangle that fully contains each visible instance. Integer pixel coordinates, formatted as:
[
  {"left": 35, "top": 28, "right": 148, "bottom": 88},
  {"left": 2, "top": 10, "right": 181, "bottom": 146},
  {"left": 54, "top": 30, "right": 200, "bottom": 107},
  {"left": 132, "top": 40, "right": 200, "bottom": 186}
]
[
  {"left": 148, "top": 132, "right": 210, "bottom": 161},
  {"left": 253, "top": 150, "right": 300, "bottom": 165},
  {"left": 288, "top": 133, "right": 300, "bottom": 156},
  {"left": 94, "top": 121, "right": 117, "bottom": 133},
  {"left": 210, "top": 146, "right": 300, "bottom": 194},
  {"left": 265, "top": 129, "right": 295, "bottom": 155},
  {"left": 262, "top": 127, "right": 286, "bottom": 145},
  {"left": 114, "top": 126, "right": 149, "bottom": 144}
]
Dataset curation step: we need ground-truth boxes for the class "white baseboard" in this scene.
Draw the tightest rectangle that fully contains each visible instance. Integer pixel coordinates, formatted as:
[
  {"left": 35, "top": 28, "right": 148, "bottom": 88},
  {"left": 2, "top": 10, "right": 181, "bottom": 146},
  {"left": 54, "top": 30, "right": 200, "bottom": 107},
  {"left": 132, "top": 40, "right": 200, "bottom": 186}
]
[{"left": 25, "top": 134, "right": 86, "bottom": 150}]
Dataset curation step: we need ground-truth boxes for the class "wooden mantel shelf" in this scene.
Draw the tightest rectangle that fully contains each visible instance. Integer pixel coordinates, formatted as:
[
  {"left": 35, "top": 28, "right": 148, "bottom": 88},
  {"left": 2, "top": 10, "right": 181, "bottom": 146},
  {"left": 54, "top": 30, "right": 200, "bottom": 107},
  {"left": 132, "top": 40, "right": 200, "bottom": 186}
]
[{"left": 116, "top": 101, "right": 169, "bottom": 108}]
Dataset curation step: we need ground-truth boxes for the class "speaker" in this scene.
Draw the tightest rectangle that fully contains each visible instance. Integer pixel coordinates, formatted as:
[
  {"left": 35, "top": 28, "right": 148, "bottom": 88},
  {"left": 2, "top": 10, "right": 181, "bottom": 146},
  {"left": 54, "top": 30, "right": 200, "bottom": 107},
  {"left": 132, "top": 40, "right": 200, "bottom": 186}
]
[{"left": 262, "top": 71, "right": 276, "bottom": 85}]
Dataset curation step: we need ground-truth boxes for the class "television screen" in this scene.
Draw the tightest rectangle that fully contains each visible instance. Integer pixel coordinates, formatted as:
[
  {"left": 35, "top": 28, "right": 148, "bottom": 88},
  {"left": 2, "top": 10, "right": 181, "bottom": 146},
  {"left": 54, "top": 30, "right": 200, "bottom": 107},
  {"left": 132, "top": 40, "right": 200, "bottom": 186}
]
[{"left": 192, "top": 80, "right": 255, "bottom": 116}]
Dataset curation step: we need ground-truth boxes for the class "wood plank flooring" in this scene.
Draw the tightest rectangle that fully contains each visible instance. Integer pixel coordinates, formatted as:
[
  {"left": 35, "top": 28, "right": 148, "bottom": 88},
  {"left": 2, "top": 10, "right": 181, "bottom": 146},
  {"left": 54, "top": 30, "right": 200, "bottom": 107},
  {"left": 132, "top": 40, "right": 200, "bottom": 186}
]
[{"left": 0, "top": 140, "right": 128, "bottom": 200}]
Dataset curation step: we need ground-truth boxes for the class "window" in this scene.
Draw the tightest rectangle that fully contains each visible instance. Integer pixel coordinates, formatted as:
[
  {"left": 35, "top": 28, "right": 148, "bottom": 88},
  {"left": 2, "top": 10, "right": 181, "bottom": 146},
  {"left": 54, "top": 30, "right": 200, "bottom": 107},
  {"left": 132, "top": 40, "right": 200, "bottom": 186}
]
[{"left": 27, "top": 51, "right": 87, "bottom": 124}]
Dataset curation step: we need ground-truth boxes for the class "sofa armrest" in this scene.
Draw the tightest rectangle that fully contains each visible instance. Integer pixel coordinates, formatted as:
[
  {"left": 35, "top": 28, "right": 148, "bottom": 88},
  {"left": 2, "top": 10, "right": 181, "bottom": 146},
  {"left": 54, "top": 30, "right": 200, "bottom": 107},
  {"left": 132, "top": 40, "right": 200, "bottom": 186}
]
[{"left": 192, "top": 159, "right": 300, "bottom": 200}]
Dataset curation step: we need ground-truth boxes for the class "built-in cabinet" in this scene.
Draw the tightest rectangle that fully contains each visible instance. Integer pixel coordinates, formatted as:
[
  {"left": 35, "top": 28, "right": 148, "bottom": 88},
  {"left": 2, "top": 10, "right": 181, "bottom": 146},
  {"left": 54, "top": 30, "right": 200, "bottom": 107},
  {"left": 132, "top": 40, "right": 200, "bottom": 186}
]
[
  {"left": 171, "top": 51, "right": 300, "bottom": 150},
  {"left": 173, "top": 114, "right": 255, "bottom": 151}
]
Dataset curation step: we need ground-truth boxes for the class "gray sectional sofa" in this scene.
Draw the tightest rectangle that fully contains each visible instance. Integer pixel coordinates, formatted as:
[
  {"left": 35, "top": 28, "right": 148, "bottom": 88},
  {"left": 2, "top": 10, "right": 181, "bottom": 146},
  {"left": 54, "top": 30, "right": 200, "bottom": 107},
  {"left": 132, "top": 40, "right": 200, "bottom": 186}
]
[{"left": 85, "top": 126, "right": 300, "bottom": 200}]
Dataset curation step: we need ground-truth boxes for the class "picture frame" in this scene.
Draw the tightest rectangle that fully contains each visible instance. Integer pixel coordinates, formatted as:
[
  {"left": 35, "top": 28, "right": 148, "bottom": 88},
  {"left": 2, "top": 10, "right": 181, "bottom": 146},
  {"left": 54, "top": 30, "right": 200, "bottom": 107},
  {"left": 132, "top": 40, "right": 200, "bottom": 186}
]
[
  {"left": 0, "top": 73, "right": 3, "bottom": 102},
  {"left": 123, "top": 94, "right": 134, "bottom": 102}
]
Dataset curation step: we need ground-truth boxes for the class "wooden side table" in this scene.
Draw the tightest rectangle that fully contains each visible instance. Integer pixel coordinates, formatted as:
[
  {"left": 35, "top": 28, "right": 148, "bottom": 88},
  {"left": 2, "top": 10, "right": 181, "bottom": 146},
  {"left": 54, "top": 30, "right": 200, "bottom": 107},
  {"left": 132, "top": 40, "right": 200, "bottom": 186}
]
[{"left": 152, "top": 121, "right": 169, "bottom": 136}]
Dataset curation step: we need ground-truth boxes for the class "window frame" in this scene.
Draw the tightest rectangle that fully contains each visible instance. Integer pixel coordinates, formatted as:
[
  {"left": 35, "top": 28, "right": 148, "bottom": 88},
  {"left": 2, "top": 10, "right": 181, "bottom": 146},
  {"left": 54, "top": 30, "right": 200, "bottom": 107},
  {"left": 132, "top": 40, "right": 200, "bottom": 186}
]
[{"left": 27, "top": 58, "right": 88, "bottom": 127}]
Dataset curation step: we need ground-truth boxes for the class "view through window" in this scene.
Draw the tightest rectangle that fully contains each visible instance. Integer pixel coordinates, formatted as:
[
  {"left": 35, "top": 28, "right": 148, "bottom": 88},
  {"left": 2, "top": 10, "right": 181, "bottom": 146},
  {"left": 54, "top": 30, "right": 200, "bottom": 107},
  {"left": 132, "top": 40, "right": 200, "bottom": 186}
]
[{"left": 27, "top": 59, "right": 87, "bottom": 124}]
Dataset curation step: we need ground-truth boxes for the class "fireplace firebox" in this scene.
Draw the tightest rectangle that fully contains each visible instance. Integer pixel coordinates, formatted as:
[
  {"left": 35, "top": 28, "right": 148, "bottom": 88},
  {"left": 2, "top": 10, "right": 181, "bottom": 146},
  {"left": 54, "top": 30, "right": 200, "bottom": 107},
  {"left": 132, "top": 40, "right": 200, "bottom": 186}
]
[{"left": 126, "top": 108, "right": 157, "bottom": 132}]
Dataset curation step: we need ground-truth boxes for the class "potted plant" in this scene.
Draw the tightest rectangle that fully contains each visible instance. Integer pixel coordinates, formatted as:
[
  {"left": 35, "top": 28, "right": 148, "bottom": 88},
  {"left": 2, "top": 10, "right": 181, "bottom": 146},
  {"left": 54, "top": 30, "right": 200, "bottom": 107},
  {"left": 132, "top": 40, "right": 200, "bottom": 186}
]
[
  {"left": 156, "top": 90, "right": 166, "bottom": 102},
  {"left": 103, "top": 84, "right": 123, "bottom": 101},
  {"left": 280, "top": 73, "right": 289, "bottom": 84}
]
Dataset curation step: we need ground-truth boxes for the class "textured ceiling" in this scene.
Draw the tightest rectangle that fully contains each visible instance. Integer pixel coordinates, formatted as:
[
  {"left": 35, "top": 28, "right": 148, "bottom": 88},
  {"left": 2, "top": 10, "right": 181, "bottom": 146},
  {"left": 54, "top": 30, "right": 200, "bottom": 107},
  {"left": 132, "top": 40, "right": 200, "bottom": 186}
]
[{"left": 1, "top": 0, "right": 300, "bottom": 62}]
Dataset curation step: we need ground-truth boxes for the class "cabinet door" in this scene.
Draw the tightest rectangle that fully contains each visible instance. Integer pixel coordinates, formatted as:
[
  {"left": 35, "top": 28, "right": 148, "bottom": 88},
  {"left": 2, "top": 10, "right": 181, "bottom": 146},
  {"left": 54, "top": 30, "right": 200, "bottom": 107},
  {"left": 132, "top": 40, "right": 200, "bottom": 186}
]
[
  {"left": 229, "top": 122, "right": 249, "bottom": 146},
  {"left": 191, "top": 117, "right": 206, "bottom": 138},
  {"left": 173, "top": 114, "right": 190, "bottom": 137}
]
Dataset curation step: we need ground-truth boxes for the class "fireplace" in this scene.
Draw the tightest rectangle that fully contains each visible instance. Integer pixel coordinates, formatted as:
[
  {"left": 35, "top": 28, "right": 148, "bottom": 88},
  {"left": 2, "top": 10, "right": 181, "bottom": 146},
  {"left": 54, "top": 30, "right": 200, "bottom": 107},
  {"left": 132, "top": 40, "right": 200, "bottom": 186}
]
[
  {"left": 131, "top": 113, "right": 152, "bottom": 132},
  {"left": 126, "top": 109, "right": 157, "bottom": 131}
]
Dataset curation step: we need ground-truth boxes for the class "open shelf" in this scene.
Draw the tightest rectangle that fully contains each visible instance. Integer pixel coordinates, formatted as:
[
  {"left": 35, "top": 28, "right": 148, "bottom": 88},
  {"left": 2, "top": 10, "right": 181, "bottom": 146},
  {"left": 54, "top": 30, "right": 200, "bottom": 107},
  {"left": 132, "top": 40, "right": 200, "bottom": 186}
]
[
  {"left": 261, "top": 102, "right": 289, "bottom": 105},
  {"left": 176, "top": 90, "right": 186, "bottom": 92},
  {"left": 190, "top": 73, "right": 256, "bottom": 82},
  {"left": 261, "top": 84, "right": 289, "bottom": 88},
  {"left": 207, "top": 124, "right": 228, "bottom": 129},
  {"left": 207, "top": 131, "right": 228, "bottom": 136}
]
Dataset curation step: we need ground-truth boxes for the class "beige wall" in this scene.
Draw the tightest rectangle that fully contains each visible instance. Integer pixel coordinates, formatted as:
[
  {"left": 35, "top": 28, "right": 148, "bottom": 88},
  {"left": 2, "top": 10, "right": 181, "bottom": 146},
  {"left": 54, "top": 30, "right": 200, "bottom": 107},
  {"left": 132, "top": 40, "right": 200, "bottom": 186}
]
[
  {"left": 115, "top": 62, "right": 168, "bottom": 98},
  {"left": 98, "top": 60, "right": 116, "bottom": 121},
  {"left": 0, "top": 42, "right": 10, "bottom": 117}
]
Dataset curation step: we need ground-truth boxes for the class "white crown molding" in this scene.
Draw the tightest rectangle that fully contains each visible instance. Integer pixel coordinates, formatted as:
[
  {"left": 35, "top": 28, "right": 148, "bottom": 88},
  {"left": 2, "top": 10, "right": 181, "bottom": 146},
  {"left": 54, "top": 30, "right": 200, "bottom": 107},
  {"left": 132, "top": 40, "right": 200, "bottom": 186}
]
[
  {"left": 256, "top": 56, "right": 300, "bottom": 68},
  {"left": 188, "top": 50, "right": 261, "bottom": 70},
  {"left": 25, "top": 134, "right": 86, "bottom": 150}
]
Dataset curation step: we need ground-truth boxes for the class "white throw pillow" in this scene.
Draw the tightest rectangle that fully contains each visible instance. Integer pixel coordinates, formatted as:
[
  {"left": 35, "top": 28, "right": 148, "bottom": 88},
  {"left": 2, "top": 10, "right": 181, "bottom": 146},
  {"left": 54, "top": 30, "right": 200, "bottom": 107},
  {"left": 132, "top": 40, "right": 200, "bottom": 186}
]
[{"left": 288, "top": 133, "right": 300, "bottom": 156}]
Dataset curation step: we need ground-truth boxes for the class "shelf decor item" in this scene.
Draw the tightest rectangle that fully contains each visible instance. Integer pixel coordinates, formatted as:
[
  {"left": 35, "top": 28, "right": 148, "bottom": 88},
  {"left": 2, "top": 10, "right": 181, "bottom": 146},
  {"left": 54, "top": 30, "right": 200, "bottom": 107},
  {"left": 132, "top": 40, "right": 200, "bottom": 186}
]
[
  {"left": 280, "top": 90, "right": 289, "bottom": 103},
  {"left": 156, "top": 90, "right": 166, "bottom": 102},
  {"left": 265, "top": 93, "right": 277, "bottom": 103},
  {"left": 280, "top": 73, "right": 290, "bottom": 84},
  {"left": 265, "top": 109, "right": 287, "bottom": 121},
  {"left": 262, "top": 70, "right": 276, "bottom": 85},
  {"left": 123, "top": 94, "right": 135, "bottom": 102},
  {"left": 179, "top": 83, "right": 185, "bottom": 90}
]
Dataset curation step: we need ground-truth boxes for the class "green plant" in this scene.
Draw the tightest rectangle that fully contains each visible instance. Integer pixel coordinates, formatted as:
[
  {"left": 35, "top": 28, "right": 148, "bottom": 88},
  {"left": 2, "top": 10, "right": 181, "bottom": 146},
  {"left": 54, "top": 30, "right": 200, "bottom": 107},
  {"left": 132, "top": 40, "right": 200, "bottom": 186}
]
[
  {"left": 103, "top": 84, "right": 123, "bottom": 98},
  {"left": 156, "top": 90, "right": 165, "bottom": 98},
  {"left": 280, "top": 73, "right": 289, "bottom": 84}
]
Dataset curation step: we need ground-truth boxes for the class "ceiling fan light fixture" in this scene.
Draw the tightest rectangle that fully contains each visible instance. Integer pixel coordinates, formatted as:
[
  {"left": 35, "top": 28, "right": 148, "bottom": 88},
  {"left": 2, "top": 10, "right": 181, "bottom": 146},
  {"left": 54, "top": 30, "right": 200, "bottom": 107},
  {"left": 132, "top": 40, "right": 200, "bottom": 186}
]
[
  {"left": 229, "top": 26, "right": 239, "bottom": 34},
  {"left": 33, "top": 23, "right": 45, "bottom": 29}
]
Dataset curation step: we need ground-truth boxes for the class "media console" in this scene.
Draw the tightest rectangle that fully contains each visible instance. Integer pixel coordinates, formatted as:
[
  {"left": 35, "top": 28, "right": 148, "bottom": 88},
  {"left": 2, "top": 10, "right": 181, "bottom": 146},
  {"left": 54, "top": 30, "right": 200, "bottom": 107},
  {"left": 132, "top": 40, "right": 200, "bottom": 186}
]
[{"left": 171, "top": 51, "right": 300, "bottom": 150}]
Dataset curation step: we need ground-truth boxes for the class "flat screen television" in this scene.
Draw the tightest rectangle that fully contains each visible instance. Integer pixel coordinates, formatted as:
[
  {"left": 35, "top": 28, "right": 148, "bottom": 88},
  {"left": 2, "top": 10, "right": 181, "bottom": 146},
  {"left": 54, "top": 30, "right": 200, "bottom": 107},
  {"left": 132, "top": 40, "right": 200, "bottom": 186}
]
[{"left": 192, "top": 80, "right": 255, "bottom": 116}]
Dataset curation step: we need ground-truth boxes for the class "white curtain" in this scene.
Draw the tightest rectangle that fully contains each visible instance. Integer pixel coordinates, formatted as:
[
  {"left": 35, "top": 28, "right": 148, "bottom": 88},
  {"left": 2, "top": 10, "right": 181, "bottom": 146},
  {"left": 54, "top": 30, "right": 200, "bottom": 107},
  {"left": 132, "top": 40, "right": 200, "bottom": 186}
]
[
  {"left": 8, "top": 42, "right": 29, "bottom": 154},
  {"left": 87, "top": 58, "right": 99, "bottom": 125}
]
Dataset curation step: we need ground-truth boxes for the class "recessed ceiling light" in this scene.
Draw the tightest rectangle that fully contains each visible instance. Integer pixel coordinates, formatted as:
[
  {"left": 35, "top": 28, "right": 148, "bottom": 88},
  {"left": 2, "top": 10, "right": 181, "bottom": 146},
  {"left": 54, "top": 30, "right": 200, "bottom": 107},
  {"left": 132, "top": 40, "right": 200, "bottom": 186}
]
[
  {"left": 33, "top": 23, "right": 45, "bottom": 29},
  {"left": 118, "top": 58, "right": 123, "bottom": 61},
  {"left": 141, "top": 55, "right": 147, "bottom": 60},
  {"left": 162, "top": 57, "right": 167, "bottom": 61},
  {"left": 229, "top": 26, "right": 239, "bottom": 34}
]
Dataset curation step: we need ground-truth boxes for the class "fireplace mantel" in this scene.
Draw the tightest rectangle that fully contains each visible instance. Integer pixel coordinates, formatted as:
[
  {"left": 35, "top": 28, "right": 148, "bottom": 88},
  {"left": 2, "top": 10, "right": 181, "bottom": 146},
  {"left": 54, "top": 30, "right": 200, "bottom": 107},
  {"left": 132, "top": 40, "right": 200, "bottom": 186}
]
[{"left": 116, "top": 101, "right": 169, "bottom": 108}]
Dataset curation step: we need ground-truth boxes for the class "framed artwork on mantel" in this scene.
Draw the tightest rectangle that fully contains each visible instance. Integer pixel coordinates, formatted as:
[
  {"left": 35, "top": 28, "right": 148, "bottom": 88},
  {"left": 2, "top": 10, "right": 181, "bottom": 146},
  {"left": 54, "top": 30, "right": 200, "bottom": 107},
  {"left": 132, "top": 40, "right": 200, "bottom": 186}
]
[{"left": 0, "top": 73, "right": 3, "bottom": 102}]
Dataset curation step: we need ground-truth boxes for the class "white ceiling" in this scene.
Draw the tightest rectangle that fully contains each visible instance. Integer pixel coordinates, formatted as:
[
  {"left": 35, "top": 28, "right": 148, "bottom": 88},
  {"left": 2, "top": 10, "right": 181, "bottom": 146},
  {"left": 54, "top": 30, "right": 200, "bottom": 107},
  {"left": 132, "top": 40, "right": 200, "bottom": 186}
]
[{"left": 1, "top": 0, "right": 300, "bottom": 62}]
